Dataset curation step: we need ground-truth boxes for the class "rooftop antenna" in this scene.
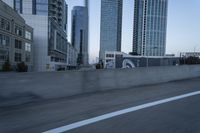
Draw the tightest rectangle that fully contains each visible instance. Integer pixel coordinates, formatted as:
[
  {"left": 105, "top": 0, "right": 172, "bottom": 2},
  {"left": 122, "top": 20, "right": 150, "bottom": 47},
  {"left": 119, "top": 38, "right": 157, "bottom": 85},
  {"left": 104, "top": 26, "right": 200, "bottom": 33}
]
[{"left": 85, "top": 0, "right": 90, "bottom": 65}]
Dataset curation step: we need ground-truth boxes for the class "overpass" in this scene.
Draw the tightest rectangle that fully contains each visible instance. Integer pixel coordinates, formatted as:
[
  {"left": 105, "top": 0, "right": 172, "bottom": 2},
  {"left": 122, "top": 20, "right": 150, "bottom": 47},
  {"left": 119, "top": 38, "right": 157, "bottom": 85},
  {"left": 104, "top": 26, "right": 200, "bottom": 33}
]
[{"left": 0, "top": 65, "right": 200, "bottom": 133}]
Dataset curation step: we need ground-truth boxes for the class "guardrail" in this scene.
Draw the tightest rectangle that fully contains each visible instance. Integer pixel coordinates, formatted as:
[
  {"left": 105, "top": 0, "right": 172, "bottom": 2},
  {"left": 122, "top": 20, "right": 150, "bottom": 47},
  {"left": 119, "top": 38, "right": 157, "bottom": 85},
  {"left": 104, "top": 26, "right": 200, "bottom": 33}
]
[{"left": 0, "top": 65, "right": 200, "bottom": 107}]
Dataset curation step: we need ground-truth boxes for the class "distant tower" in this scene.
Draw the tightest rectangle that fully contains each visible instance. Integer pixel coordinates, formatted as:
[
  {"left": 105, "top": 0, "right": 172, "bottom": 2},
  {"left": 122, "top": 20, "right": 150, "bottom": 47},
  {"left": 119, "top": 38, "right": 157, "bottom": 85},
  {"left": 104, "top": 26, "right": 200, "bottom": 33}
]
[
  {"left": 132, "top": 0, "right": 168, "bottom": 56},
  {"left": 71, "top": 1, "right": 89, "bottom": 66},
  {"left": 85, "top": 0, "right": 89, "bottom": 65},
  {"left": 99, "top": 0, "right": 123, "bottom": 60}
]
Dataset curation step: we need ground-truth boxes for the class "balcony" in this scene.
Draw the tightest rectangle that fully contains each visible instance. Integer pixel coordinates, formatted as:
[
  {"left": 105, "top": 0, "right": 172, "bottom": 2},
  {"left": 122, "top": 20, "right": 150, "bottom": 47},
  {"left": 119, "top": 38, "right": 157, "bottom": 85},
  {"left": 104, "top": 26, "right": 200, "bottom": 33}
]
[
  {"left": 49, "top": 6, "right": 57, "bottom": 13},
  {"left": 57, "top": 12, "right": 62, "bottom": 16},
  {"left": 58, "top": 17, "right": 62, "bottom": 21},
  {"left": 57, "top": 5, "right": 63, "bottom": 11},
  {"left": 50, "top": 0, "right": 57, "bottom": 5},
  {"left": 57, "top": 0, "right": 63, "bottom": 5},
  {"left": 51, "top": 16, "right": 57, "bottom": 21}
]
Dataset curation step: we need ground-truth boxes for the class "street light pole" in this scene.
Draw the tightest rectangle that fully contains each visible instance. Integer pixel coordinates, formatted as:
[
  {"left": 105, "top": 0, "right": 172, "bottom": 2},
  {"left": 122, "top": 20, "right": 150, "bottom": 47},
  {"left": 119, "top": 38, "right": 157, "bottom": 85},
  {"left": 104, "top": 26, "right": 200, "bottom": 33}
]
[
  {"left": 146, "top": 54, "right": 149, "bottom": 68},
  {"left": 146, "top": 47, "right": 158, "bottom": 68}
]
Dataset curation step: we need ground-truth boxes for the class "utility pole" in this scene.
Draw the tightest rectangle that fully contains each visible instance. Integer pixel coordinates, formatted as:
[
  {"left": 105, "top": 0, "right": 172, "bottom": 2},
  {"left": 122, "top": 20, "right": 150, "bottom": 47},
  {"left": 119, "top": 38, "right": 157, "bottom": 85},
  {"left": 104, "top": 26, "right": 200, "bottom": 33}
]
[
  {"left": 146, "top": 47, "right": 158, "bottom": 68},
  {"left": 146, "top": 54, "right": 149, "bottom": 68},
  {"left": 85, "top": 0, "right": 89, "bottom": 65}
]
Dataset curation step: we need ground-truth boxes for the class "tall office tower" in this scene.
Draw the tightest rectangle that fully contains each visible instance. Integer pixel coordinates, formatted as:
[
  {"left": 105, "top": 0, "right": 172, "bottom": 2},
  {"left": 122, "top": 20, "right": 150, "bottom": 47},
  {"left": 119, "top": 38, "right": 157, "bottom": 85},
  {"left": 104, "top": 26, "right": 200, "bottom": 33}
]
[
  {"left": 132, "top": 0, "right": 168, "bottom": 56},
  {"left": 2, "top": 0, "right": 69, "bottom": 71},
  {"left": 99, "top": 0, "right": 123, "bottom": 60},
  {"left": 71, "top": 4, "right": 89, "bottom": 66}
]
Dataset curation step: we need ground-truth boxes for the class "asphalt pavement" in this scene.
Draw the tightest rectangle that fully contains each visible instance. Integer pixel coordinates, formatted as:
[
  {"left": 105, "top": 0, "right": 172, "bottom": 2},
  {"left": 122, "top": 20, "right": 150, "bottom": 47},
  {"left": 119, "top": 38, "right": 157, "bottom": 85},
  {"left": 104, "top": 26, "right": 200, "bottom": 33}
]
[{"left": 1, "top": 78, "right": 200, "bottom": 133}]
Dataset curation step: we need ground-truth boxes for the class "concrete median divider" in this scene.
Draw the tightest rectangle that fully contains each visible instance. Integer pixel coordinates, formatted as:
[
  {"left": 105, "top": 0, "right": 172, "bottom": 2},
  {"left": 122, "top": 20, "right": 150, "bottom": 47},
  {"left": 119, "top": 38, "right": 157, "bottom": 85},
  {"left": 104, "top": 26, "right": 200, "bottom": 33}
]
[{"left": 0, "top": 65, "right": 200, "bottom": 107}]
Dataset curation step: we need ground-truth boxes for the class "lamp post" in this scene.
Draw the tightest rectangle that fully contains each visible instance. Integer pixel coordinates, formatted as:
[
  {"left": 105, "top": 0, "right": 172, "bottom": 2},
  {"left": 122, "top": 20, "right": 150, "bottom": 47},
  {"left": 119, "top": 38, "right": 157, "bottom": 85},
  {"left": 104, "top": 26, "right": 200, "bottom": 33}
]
[
  {"left": 146, "top": 47, "right": 158, "bottom": 68},
  {"left": 193, "top": 44, "right": 199, "bottom": 53}
]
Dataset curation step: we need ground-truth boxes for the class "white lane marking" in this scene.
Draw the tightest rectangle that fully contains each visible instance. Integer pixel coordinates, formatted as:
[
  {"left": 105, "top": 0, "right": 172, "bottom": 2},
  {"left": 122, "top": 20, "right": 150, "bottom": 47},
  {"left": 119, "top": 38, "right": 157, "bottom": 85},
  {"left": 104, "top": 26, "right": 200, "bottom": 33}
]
[{"left": 43, "top": 91, "right": 200, "bottom": 133}]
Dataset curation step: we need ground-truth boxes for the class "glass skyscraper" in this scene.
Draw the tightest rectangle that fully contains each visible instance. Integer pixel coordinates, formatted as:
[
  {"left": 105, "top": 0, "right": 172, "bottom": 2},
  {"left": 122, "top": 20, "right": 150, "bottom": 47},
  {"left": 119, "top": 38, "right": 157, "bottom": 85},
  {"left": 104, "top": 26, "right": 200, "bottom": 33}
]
[
  {"left": 132, "top": 0, "right": 168, "bottom": 56},
  {"left": 100, "top": 0, "right": 123, "bottom": 60},
  {"left": 71, "top": 6, "right": 89, "bottom": 66}
]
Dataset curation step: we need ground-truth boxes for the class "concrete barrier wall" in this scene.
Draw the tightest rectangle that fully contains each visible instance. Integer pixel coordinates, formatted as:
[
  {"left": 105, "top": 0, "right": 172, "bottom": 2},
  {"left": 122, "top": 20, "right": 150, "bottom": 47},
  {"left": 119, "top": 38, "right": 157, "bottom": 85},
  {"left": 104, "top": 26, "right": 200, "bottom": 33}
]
[{"left": 0, "top": 65, "right": 200, "bottom": 107}]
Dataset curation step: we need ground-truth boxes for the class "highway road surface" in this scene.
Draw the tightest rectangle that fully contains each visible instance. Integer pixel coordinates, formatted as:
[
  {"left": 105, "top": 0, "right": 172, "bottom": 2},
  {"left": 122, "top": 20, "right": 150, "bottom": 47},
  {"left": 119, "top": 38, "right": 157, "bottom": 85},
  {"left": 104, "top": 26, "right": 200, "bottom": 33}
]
[{"left": 1, "top": 78, "right": 200, "bottom": 133}]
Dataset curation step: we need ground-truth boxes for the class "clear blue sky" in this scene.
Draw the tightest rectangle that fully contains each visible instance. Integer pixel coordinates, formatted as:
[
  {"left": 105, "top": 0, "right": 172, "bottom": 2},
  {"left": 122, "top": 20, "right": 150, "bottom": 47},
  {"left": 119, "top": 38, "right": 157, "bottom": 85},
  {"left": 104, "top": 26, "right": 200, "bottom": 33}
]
[{"left": 66, "top": 0, "right": 200, "bottom": 63}]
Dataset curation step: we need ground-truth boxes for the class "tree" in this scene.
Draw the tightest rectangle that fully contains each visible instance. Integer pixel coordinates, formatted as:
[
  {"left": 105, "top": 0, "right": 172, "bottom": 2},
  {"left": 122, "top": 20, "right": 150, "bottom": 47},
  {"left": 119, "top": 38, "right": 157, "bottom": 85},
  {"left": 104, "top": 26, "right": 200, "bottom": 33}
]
[
  {"left": 96, "top": 63, "right": 101, "bottom": 69},
  {"left": 180, "top": 56, "right": 200, "bottom": 65},
  {"left": 2, "top": 60, "right": 11, "bottom": 71}
]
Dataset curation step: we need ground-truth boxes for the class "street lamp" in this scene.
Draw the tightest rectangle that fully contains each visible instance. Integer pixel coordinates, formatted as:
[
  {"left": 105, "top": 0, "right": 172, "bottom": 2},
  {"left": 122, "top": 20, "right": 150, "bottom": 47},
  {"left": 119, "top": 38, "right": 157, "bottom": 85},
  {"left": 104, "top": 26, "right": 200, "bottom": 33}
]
[{"left": 146, "top": 47, "right": 158, "bottom": 68}]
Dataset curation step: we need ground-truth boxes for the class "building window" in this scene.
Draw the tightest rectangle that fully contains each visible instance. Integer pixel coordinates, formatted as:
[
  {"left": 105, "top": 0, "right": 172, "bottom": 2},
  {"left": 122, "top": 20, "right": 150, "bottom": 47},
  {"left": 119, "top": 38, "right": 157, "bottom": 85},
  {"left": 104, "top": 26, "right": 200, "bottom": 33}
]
[
  {"left": 25, "top": 43, "right": 31, "bottom": 52},
  {"left": 14, "top": 0, "right": 23, "bottom": 13},
  {"left": 25, "top": 53, "right": 31, "bottom": 62},
  {"left": 106, "top": 54, "right": 114, "bottom": 58},
  {"left": 5, "top": 21, "right": 10, "bottom": 31},
  {"left": 0, "top": 50, "right": 9, "bottom": 62},
  {"left": 15, "top": 53, "right": 21, "bottom": 62},
  {"left": 0, "top": 18, "right": 5, "bottom": 29},
  {"left": 32, "top": 0, "right": 48, "bottom": 15},
  {"left": 0, "top": 34, "right": 10, "bottom": 47},
  {"left": 15, "top": 39, "right": 22, "bottom": 49},
  {"left": 15, "top": 25, "right": 23, "bottom": 36},
  {"left": 0, "top": 18, "right": 10, "bottom": 31},
  {"left": 25, "top": 31, "right": 32, "bottom": 40}
]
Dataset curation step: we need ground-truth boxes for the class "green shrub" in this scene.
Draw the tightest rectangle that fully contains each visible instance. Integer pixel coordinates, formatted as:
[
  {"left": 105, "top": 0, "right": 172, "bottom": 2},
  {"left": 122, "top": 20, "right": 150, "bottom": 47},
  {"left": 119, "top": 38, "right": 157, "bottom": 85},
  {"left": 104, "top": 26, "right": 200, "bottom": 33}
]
[
  {"left": 180, "top": 56, "right": 200, "bottom": 65},
  {"left": 96, "top": 64, "right": 101, "bottom": 69},
  {"left": 17, "top": 62, "right": 28, "bottom": 72},
  {"left": 96, "top": 63, "right": 104, "bottom": 69},
  {"left": 2, "top": 60, "right": 12, "bottom": 71}
]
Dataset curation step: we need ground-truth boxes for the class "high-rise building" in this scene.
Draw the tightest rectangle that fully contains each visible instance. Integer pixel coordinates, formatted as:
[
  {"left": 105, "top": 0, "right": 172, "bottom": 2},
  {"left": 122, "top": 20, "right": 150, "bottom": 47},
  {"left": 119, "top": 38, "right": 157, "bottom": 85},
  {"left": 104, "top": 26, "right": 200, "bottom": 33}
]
[
  {"left": 132, "top": 0, "right": 168, "bottom": 56},
  {"left": 99, "top": 0, "right": 123, "bottom": 60},
  {"left": 71, "top": 3, "right": 89, "bottom": 66},
  {"left": 0, "top": 0, "right": 33, "bottom": 71},
  {"left": 67, "top": 42, "right": 78, "bottom": 68},
  {"left": 2, "top": 0, "right": 69, "bottom": 71}
]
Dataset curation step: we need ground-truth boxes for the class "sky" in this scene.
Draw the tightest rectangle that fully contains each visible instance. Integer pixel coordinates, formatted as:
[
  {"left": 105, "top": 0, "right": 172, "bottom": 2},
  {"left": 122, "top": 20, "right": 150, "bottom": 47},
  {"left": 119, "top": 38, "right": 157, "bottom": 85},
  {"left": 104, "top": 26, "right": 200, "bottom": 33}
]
[{"left": 66, "top": 0, "right": 200, "bottom": 63}]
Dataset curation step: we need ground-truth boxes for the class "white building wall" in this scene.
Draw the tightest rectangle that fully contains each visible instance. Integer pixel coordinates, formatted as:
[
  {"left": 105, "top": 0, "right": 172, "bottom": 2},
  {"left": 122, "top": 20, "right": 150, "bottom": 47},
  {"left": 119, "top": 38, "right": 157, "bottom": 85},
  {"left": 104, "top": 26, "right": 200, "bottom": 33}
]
[
  {"left": 23, "top": 0, "right": 32, "bottom": 15},
  {"left": 2, "top": 0, "right": 13, "bottom": 8},
  {"left": 67, "top": 43, "right": 78, "bottom": 67},
  {"left": 21, "top": 15, "right": 49, "bottom": 72}
]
